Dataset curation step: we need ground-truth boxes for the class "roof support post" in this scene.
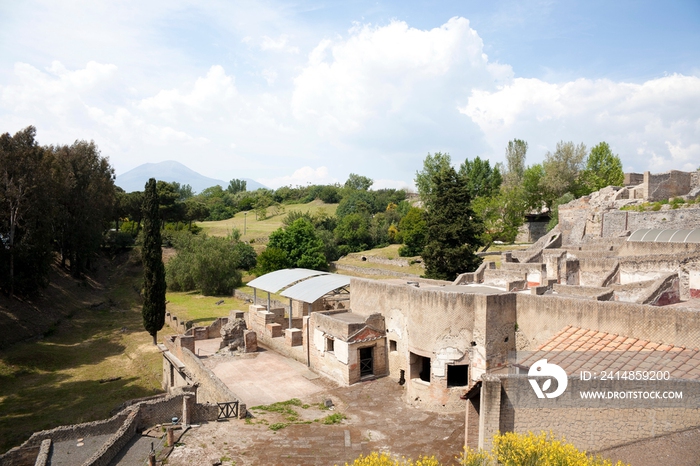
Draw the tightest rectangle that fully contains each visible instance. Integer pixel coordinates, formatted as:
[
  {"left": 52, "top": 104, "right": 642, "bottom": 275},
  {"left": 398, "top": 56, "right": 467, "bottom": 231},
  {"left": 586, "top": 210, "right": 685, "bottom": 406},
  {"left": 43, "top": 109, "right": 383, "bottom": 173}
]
[
  {"left": 288, "top": 298, "right": 293, "bottom": 329},
  {"left": 253, "top": 288, "right": 257, "bottom": 306},
  {"left": 267, "top": 292, "right": 271, "bottom": 312}
]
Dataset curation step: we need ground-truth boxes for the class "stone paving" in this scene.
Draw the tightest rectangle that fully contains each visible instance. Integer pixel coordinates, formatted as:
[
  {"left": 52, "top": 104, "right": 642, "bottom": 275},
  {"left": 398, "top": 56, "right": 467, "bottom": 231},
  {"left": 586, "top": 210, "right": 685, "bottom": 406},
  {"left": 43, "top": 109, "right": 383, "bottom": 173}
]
[
  {"left": 165, "top": 376, "right": 466, "bottom": 466},
  {"left": 50, "top": 433, "right": 114, "bottom": 466},
  {"left": 200, "top": 342, "right": 327, "bottom": 407}
]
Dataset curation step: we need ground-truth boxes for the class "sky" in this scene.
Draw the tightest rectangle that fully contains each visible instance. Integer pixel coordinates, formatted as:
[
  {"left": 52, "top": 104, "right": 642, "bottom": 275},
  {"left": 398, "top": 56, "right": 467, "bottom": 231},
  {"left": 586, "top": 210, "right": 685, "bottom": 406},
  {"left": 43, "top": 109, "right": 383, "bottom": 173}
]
[{"left": 1, "top": 0, "right": 699, "bottom": 190}]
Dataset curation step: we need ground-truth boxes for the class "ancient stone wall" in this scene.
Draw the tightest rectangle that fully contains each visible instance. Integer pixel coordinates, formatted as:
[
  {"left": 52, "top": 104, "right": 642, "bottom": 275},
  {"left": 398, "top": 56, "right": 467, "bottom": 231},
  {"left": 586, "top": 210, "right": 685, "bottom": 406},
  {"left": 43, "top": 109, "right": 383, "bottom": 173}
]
[
  {"left": 644, "top": 170, "right": 693, "bottom": 201},
  {"left": 177, "top": 347, "right": 242, "bottom": 404},
  {"left": 499, "top": 377, "right": 700, "bottom": 452},
  {"left": 515, "top": 293, "right": 700, "bottom": 351},
  {"left": 0, "top": 393, "right": 219, "bottom": 466}
]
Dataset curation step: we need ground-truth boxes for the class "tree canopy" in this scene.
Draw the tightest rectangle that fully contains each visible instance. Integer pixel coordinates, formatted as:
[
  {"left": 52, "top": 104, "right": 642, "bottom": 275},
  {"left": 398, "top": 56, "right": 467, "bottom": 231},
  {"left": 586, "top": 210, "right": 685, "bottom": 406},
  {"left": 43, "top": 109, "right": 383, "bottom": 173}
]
[
  {"left": 142, "top": 178, "right": 166, "bottom": 345},
  {"left": 422, "top": 166, "right": 484, "bottom": 281}
]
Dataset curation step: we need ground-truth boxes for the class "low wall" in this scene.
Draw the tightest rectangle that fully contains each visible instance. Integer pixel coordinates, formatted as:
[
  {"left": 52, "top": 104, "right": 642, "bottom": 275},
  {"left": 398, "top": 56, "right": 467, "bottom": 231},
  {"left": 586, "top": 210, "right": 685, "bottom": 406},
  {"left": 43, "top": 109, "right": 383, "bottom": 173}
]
[
  {"left": 177, "top": 347, "right": 242, "bottom": 404},
  {"left": 552, "top": 284, "right": 614, "bottom": 301},
  {"left": 331, "top": 262, "right": 420, "bottom": 278},
  {"left": 0, "top": 392, "right": 220, "bottom": 466}
]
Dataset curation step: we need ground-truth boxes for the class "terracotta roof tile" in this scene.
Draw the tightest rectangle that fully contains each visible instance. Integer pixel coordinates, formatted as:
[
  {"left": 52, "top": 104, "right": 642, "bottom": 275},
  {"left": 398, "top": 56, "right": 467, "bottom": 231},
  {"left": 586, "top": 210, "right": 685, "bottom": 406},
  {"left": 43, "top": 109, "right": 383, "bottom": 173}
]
[{"left": 518, "top": 326, "right": 700, "bottom": 380}]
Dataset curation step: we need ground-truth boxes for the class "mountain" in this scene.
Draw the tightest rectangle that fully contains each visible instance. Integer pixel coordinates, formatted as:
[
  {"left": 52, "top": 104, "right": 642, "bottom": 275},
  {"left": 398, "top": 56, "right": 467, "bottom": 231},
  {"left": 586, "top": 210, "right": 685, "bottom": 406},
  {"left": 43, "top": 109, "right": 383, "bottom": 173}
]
[{"left": 115, "top": 160, "right": 267, "bottom": 193}]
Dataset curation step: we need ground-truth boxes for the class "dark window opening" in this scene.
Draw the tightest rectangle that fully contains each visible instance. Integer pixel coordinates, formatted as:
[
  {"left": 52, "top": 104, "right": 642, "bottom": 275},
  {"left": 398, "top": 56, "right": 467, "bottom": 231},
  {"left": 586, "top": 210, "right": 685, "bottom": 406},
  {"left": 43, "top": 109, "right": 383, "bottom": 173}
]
[
  {"left": 325, "top": 337, "right": 334, "bottom": 352},
  {"left": 389, "top": 339, "right": 397, "bottom": 352},
  {"left": 447, "top": 364, "right": 469, "bottom": 387},
  {"left": 419, "top": 356, "right": 431, "bottom": 383},
  {"left": 360, "top": 347, "right": 374, "bottom": 377}
]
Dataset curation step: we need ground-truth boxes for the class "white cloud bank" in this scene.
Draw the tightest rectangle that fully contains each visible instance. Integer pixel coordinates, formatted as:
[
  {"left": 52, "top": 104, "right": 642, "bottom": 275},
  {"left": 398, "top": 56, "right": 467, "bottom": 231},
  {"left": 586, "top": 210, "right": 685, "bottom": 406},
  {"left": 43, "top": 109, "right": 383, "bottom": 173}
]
[
  {"left": 461, "top": 74, "right": 700, "bottom": 172},
  {"left": 1, "top": 12, "right": 699, "bottom": 185}
]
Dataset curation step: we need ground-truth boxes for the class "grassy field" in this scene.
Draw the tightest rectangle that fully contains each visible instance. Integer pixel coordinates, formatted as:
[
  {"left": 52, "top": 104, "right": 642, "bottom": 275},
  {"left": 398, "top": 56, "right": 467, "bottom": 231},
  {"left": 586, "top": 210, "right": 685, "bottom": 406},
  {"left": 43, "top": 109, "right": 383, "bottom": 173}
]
[
  {"left": 166, "top": 292, "right": 250, "bottom": 326},
  {"left": 334, "top": 244, "right": 426, "bottom": 277},
  {"left": 197, "top": 199, "right": 338, "bottom": 242},
  {"left": 0, "top": 252, "right": 174, "bottom": 453}
]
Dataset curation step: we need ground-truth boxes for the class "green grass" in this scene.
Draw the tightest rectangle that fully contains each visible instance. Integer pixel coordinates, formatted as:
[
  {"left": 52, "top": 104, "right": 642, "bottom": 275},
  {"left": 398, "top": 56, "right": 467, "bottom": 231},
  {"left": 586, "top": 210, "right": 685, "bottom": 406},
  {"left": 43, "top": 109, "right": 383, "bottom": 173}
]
[
  {"left": 249, "top": 398, "right": 335, "bottom": 431},
  {"left": 197, "top": 200, "right": 338, "bottom": 242},
  {"left": 0, "top": 299, "right": 173, "bottom": 453},
  {"left": 166, "top": 292, "right": 250, "bottom": 326},
  {"left": 322, "top": 412, "right": 346, "bottom": 424}
]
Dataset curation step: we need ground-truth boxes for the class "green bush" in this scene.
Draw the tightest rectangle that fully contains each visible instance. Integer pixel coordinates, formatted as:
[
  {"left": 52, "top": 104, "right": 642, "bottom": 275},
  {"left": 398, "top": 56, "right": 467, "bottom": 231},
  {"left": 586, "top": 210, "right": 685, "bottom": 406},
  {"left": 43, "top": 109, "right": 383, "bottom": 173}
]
[{"left": 166, "top": 232, "right": 251, "bottom": 295}]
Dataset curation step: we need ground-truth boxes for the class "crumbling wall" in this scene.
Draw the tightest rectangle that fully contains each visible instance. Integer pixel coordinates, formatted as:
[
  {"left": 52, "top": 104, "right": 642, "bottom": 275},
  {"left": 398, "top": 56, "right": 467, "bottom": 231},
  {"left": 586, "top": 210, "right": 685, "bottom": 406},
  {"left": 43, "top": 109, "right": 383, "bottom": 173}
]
[{"left": 644, "top": 170, "right": 693, "bottom": 201}]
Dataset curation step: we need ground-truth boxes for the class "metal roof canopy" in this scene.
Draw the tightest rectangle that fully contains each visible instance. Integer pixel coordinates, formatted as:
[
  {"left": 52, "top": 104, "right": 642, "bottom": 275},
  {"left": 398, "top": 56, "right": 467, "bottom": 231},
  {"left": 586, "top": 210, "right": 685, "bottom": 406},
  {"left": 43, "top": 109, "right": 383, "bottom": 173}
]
[
  {"left": 280, "top": 274, "right": 351, "bottom": 303},
  {"left": 247, "top": 268, "right": 329, "bottom": 293},
  {"left": 628, "top": 228, "right": 700, "bottom": 243}
]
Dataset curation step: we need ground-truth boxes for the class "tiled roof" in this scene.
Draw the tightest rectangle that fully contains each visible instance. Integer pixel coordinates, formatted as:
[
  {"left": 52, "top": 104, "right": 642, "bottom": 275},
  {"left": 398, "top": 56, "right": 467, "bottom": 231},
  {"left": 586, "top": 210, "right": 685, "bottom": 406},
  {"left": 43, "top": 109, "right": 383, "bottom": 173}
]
[
  {"left": 347, "top": 326, "right": 385, "bottom": 344},
  {"left": 518, "top": 326, "right": 700, "bottom": 380}
]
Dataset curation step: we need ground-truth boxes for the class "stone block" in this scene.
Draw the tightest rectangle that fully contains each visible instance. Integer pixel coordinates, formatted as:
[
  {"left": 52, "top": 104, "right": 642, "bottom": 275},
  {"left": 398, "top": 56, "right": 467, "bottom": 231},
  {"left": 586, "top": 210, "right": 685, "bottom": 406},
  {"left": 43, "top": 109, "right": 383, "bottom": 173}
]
[
  {"left": 244, "top": 330, "right": 257, "bottom": 353},
  {"left": 269, "top": 307, "right": 285, "bottom": 319},
  {"left": 266, "top": 323, "right": 282, "bottom": 338},
  {"left": 285, "top": 328, "right": 303, "bottom": 347},
  {"left": 249, "top": 304, "right": 266, "bottom": 313}
]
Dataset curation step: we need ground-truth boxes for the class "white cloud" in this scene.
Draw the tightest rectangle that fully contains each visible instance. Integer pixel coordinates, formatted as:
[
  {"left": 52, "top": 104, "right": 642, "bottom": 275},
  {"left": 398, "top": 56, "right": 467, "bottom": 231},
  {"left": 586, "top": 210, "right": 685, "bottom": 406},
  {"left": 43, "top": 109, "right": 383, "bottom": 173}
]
[
  {"left": 260, "top": 34, "right": 299, "bottom": 54},
  {"left": 292, "top": 17, "right": 511, "bottom": 139},
  {"left": 137, "top": 65, "right": 237, "bottom": 116},
  {"left": 461, "top": 74, "right": 700, "bottom": 172},
  {"left": 257, "top": 166, "right": 338, "bottom": 189}
]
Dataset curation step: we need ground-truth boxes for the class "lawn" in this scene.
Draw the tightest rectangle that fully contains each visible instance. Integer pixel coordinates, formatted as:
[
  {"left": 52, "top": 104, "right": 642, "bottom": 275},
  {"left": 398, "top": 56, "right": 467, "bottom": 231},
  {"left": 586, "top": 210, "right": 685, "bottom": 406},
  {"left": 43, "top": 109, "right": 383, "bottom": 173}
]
[
  {"left": 166, "top": 291, "right": 250, "bottom": 326},
  {"left": 0, "top": 304, "right": 173, "bottom": 453},
  {"left": 197, "top": 200, "right": 338, "bottom": 242}
]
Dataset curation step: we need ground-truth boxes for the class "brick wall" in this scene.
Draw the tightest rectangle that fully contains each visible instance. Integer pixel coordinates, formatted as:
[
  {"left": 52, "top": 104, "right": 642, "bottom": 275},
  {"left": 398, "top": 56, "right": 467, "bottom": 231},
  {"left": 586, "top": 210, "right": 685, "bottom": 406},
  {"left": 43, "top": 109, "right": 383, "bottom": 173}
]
[{"left": 498, "top": 377, "right": 700, "bottom": 452}]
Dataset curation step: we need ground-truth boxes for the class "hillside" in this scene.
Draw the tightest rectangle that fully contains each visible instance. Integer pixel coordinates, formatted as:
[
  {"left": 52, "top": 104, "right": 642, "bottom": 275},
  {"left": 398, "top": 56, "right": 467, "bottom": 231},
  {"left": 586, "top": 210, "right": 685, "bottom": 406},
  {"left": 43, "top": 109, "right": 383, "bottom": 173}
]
[
  {"left": 197, "top": 199, "right": 338, "bottom": 244},
  {"left": 115, "top": 160, "right": 266, "bottom": 193}
]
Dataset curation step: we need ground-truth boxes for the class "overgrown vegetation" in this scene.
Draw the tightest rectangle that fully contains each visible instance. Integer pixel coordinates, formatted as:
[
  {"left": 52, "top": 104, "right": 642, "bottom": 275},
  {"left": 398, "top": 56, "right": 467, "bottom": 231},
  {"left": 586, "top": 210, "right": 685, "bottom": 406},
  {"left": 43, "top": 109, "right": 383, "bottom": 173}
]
[
  {"left": 248, "top": 398, "right": 338, "bottom": 431},
  {"left": 165, "top": 230, "right": 255, "bottom": 295}
]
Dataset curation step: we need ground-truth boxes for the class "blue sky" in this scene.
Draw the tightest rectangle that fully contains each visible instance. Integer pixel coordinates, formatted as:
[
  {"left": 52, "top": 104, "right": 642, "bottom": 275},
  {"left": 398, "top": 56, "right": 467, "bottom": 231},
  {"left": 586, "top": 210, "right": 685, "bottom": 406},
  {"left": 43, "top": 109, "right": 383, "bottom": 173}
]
[{"left": 1, "top": 0, "right": 698, "bottom": 190}]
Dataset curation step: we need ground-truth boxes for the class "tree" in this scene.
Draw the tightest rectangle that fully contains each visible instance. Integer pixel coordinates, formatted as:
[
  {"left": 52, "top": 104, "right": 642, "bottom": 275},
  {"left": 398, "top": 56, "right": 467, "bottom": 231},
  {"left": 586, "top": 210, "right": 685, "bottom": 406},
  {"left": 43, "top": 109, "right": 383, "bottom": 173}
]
[
  {"left": 142, "top": 178, "right": 166, "bottom": 345},
  {"left": 503, "top": 139, "right": 528, "bottom": 188},
  {"left": 334, "top": 213, "right": 372, "bottom": 252},
  {"left": 458, "top": 156, "right": 502, "bottom": 199},
  {"left": 415, "top": 152, "right": 452, "bottom": 209},
  {"left": 422, "top": 167, "right": 484, "bottom": 281},
  {"left": 50, "top": 140, "right": 116, "bottom": 276},
  {"left": 255, "top": 247, "right": 290, "bottom": 276},
  {"left": 344, "top": 173, "right": 373, "bottom": 191},
  {"left": 398, "top": 207, "right": 427, "bottom": 257},
  {"left": 0, "top": 126, "right": 54, "bottom": 296},
  {"left": 542, "top": 141, "right": 587, "bottom": 199},
  {"left": 472, "top": 187, "right": 526, "bottom": 245},
  {"left": 336, "top": 190, "right": 376, "bottom": 219},
  {"left": 227, "top": 178, "right": 247, "bottom": 195},
  {"left": 522, "top": 163, "right": 553, "bottom": 212},
  {"left": 267, "top": 218, "right": 327, "bottom": 271},
  {"left": 580, "top": 142, "right": 624, "bottom": 193}
]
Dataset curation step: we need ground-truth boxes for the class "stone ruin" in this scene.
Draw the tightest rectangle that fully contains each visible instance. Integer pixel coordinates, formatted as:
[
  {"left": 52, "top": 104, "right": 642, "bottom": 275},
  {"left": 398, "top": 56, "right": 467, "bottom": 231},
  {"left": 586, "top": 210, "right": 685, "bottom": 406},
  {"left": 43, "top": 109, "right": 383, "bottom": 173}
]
[{"left": 219, "top": 312, "right": 257, "bottom": 353}]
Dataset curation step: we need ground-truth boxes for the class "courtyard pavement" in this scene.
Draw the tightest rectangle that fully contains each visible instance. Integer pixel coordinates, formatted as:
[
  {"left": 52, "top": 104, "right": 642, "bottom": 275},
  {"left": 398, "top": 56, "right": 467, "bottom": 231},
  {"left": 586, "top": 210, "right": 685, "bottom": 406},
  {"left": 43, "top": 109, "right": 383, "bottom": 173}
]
[
  {"left": 164, "top": 343, "right": 466, "bottom": 466},
  {"left": 196, "top": 339, "right": 327, "bottom": 407}
]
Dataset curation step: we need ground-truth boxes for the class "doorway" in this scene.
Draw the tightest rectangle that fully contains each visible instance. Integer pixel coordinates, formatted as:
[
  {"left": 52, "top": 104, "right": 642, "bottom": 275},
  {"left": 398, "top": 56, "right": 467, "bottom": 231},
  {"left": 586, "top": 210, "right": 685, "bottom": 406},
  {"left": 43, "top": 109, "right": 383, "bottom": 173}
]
[{"left": 359, "top": 347, "right": 374, "bottom": 377}]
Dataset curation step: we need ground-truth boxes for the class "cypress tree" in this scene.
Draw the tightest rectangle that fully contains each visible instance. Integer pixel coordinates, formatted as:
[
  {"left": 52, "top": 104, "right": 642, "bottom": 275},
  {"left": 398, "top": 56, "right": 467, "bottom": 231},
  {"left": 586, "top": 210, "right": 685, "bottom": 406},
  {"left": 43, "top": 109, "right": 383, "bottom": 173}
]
[
  {"left": 422, "top": 166, "right": 484, "bottom": 281},
  {"left": 142, "top": 178, "right": 166, "bottom": 345}
]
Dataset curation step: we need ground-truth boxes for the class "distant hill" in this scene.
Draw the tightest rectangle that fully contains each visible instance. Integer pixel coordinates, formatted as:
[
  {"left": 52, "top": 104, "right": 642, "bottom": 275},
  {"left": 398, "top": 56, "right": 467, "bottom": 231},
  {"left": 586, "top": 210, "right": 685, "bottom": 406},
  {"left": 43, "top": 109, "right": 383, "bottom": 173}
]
[{"left": 115, "top": 160, "right": 267, "bottom": 193}]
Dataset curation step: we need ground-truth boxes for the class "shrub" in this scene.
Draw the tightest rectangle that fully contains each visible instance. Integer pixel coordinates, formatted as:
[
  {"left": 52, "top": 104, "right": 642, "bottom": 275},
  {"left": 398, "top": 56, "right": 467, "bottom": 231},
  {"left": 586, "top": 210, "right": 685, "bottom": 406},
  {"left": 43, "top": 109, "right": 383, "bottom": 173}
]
[{"left": 166, "top": 233, "right": 251, "bottom": 295}]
